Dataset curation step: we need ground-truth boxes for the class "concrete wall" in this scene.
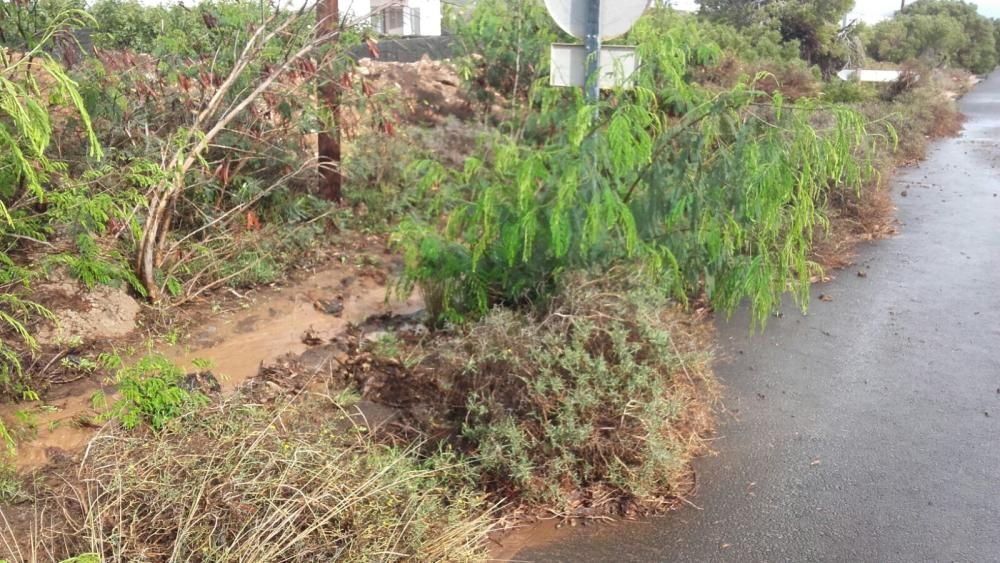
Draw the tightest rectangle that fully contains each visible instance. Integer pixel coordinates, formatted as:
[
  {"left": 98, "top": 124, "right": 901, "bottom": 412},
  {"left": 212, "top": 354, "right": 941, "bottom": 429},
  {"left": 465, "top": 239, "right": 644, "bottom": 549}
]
[{"left": 348, "top": 35, "right": 455, "bottom": 62}]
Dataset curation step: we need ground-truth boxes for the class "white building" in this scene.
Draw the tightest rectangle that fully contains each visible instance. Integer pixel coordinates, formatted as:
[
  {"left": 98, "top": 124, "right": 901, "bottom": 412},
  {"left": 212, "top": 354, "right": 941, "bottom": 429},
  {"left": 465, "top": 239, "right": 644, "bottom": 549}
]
[{"left": 342, "top": 0, "right": 442, "bottom": 37}]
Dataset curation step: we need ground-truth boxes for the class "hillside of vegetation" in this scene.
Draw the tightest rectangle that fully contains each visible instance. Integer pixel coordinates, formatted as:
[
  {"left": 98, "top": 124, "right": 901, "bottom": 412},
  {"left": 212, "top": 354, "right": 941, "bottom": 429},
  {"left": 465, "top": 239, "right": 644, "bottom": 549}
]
[{"left": 0, "top": 0, "right": 988, "bottom": 560}]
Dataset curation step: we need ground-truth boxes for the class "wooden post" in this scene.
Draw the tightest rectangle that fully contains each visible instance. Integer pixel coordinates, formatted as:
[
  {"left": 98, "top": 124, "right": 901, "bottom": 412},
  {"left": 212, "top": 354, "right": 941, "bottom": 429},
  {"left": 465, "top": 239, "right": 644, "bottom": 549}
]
[{"left": 317, "top": 0, "right": 342, "bottom": 202}]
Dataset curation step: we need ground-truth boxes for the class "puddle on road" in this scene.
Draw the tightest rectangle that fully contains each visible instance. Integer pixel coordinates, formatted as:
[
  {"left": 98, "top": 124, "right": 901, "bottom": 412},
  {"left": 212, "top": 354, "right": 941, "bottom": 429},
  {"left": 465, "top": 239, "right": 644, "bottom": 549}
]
[
  {"left": 3, "top": 259, "right": 422, "bottom": 472},
  {"left": 491, "top": 521, "right": 569, "bottom": 561},
  {"left": 489, "top": 517, "right": 654, "bottom": 562}
]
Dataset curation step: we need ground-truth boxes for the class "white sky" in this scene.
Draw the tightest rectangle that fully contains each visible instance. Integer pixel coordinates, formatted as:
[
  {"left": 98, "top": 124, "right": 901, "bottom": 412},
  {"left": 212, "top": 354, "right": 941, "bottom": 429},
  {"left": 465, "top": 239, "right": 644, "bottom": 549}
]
[{"left": 669, "top": 0, "right": 1000, "bottom": 22}]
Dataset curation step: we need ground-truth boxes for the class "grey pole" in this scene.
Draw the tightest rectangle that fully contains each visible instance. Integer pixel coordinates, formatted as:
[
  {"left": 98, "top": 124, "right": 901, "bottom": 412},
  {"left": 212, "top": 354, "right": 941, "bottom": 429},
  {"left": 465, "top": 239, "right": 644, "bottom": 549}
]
[{"left": 585, "top": 0, "right": 601, "bottom": 102}]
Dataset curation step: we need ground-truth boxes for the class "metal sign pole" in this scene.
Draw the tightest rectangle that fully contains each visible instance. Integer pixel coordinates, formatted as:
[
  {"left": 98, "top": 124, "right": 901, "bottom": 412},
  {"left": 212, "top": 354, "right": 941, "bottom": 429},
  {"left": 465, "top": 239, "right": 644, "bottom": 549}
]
[
  {"left": 584, "top": 0, "right": 601, "bottom": 102},
  {"left": 545, "top": 0, "right": 642, "bottom": 94}
]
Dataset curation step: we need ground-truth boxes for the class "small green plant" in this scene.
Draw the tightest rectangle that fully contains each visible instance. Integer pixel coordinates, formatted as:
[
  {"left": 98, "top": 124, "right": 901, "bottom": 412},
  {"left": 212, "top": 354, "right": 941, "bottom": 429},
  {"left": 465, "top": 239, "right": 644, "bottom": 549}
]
[
  {"left": 0, "top": 420, "right": 14, "bottom": 457},
  {"left": 11, "top": 409, "right": 39, "bottom": 442},
  {"left": 59, "top": 555, "right": 102, "bottom": 563},
  {"left": 47, "top": 234, "right": 146, "bottom": 296},
  {"left": 371, "top": 333, "right": 403, "bottom": 358},
  {"left": 160, "top": 329, "right": 182, "bottom": 346},
  {"left": 333, "top": 386, "right": 361, "bottom": 407},
  {"left": 0, "top": 292, "right": 55, "bottom": 397},
  {"left": 0, "top": 461, "right": 20, "bottom": 503},
  {"left": 90, "top": 389, "right": 109, "bottom": 411},
  {"left": 97, "top": 351, "right": 124, "bottom": 371},
  {"left": 61, "top": 356, "right": 99, "bottom": 373},
  {"left": 824, "top": 78, "right": 875, "bottom": 104},
  {"left": 356, "top": 254, "right": 383, "bottom": 268},
  {"left": 105, "top": 354, "right": 208, "bottom": 430},
  {"left": 59, "top": 336, "right": 84, "bottom": 349}
]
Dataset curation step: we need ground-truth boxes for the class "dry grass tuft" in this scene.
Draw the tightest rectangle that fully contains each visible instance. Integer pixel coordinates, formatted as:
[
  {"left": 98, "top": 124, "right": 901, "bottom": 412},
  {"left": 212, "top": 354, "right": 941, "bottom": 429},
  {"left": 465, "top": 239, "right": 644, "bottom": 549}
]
[
  {"left": 817, "top": 178, "right": 897, "bottom": 269},
  {"left": 1, "top": 398, "right": 493, "bottom": 562}
]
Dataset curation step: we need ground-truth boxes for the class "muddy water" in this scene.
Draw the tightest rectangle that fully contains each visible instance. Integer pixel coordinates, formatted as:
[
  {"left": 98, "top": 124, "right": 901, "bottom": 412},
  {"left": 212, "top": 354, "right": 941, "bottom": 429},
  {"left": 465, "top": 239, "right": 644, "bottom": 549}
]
[
  {"left": 5, "top": 260, "right": 421, "bottom": 472},
  {"left": 4, "top": 382, "right": 103, "bottom": 471},
  {"left": 165, "top": 266, "right": 420, "bottom": 389}
]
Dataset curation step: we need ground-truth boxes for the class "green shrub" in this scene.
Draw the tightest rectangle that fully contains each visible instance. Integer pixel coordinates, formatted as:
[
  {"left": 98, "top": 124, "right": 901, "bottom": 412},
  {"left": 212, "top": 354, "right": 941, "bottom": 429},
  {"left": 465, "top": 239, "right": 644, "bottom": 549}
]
[
  {"left": 0, "top": 9, "right": 101, "bottom": 219},
  {"left": 0, "top": 292, "right": 54, "bottom": 398},
  {"left": 0, "top": 460, "right": 20, "bottom": 503},
  {"left": 698, "top": 0, "right": 855, "bottom": 72},
  {"left": 866, "top": 0, "right": 1000, "bottom": 74},
  {"left": 447, "top": 0, "right": 561, "bottom": 107},
  {"left": 104, "top": 354, "right": 209, "bottom": 430},
  {"left": 12, "top": 0, "right": 364, "bottom": 305},
  {"left": 0, "top": 6, "right": 149, "bottom": 394},
  {"left": 858, "top": 72, "right": 964, "bottom": 164},
  {"left": 824, "top": 78, "right": 877, "bottom": 104},
  {"left": 394, "top": 8, "right": 880, "bottom": 327},
  {"left": 46, "top": 234, "right": 145, "bottom": 294},
  {"left": 343, "top": 124, "right": 442, "bottom": 231},
  {"left": 441, "top": 274, "right": 715, "bottom": 510}
]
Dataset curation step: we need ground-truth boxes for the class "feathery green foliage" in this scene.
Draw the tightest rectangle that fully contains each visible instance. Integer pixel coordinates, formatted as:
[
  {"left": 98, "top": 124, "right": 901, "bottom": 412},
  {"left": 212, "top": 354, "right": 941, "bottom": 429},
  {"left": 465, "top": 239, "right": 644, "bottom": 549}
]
[
  {"left": 0, "top": 7, "right": 109, "bottom": 400},
  {"left": 447, "top": 0, "right": 560, "bottom": 107},
  {"left": 395, "top": 6, "right": 882, "bottom": 327},
  {"left": 104, "top": 354, "right": 209, "bottom": 430},
  {"left": 0, "top": 11, "right": 100, "bottom": 218}
]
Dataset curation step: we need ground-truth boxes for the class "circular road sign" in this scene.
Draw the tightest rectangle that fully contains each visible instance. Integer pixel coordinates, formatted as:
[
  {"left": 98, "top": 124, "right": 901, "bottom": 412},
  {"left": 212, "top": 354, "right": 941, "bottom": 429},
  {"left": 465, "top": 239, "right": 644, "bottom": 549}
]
[{"left": 544, "top": 0, "right": 651, "bottom": 41}]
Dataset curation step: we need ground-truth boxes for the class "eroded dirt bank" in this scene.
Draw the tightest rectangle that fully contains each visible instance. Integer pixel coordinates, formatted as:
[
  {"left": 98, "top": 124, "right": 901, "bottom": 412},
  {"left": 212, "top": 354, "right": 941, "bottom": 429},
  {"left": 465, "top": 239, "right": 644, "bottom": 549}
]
[{"left": 514, "top": 74, "right": 1000, "bottom": 562}]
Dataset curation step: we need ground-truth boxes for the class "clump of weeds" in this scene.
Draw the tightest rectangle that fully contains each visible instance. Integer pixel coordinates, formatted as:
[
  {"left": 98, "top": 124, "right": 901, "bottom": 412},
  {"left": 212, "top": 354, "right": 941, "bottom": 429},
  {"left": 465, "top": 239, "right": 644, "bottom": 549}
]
[
  {"left": 353, "top": 271, "right": 719, "bottom": 520},
  {"left": 2, "top": 397, "right": 493, "bottom": 562}
]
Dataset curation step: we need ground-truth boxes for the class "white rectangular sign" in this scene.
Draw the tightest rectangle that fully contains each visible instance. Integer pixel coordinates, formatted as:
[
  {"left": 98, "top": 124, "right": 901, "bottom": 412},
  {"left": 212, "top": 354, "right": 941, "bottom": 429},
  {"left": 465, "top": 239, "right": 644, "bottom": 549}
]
[
  {"left": 550, "top": 44, "right": 638, "bottom": 89},
  {"left": 836, "top": 69, "right": 904, "bottom": 83}
]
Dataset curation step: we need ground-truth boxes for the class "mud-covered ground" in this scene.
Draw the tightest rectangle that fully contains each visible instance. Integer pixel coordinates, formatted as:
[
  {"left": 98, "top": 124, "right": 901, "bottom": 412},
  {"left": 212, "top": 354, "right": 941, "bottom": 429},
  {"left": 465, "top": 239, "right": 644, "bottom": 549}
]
[{"left": 1, "top": 239, "right": 420, "bottom": 473}]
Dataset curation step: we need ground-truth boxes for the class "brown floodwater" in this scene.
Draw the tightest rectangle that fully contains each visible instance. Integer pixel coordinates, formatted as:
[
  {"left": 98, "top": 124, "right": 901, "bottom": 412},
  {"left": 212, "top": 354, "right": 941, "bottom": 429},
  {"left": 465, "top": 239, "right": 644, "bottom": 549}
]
[
  {"left": 164, "top": 266, "right": 421, "bottom": 389},
  {"left": 4, "top": 261, "right": 421, "bottom": 472}
]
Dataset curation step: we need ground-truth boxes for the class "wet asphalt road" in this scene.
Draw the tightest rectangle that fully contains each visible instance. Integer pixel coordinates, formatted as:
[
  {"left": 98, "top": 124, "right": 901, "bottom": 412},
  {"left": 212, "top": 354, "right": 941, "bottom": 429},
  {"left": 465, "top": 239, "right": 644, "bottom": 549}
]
[{"left": 517, "top": 74, "right": 1000, "bottom": 562}]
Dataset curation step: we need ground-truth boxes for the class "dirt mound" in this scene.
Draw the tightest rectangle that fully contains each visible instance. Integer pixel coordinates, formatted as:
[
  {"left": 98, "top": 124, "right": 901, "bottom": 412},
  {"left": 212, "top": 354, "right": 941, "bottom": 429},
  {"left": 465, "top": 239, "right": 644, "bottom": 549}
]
[
  {"left": 35, "top": 275, "right": 141, "bottom": 346},
  {"left": 355, "top": 55, "right": 474, "bottom": 126}
]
